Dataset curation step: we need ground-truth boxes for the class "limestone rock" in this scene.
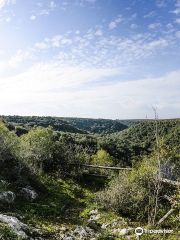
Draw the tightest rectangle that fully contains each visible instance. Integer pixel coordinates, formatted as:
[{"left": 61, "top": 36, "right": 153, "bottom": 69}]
[
  {"left": 89, "top": 209, "right": 98, "bottom": 214},
  {"left": 74, "top": 226, "right": 90, "bottom": 237},
  {"left": 0, "top": 191, "right": 15, "bottom": 204},
  {"left": 89, "top": 214, "right": 100, "bottom": 221},
  {"left": 120, "top": 228, "right": 129, "bottom": 235},
  {"left": 18, "top": 187, "right": 38, "bottom": 201},
  {"left": 101, "top": 223, "right": 111, "bottom": 229},
  {"left": 0, "top": 214, "right": 28, "bottom": 239}
]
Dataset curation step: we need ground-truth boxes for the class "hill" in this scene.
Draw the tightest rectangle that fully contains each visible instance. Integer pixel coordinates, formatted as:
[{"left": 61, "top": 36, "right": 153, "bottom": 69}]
[{"left": 0, "top": 115, "right": 128, "bottom": 136}]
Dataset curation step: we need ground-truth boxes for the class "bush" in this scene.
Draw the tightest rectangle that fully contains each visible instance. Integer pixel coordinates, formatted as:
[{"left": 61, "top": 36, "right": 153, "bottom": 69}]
[{"left": 97, "top": 143, "right": 178, "bottom": 223}]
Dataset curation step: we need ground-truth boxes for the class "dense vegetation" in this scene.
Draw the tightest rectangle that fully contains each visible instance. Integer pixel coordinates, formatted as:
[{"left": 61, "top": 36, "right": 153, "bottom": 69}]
[
  {"left": 0, "top": 116, "right": 179, "bottom": 239},
  {"left": 0, "top": 115, "right": 140, "bottom": 136}
]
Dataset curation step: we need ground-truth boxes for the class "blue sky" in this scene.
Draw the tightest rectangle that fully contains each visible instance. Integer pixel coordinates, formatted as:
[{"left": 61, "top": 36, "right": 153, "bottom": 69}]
[{"left": 0, "top": 0, "right": 180, "bottom": 119}]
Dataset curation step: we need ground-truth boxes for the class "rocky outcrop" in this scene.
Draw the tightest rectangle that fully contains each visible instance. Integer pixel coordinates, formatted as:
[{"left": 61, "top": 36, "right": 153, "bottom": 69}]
[
  {"left": 0, "top": 214, "right": 29, "bottom": 239},
  {"left": 18, "top": 187, "right": 38, "bottom": 201},
  {"left": 0, "top": 191, "right": 16, "bottom": 204}
]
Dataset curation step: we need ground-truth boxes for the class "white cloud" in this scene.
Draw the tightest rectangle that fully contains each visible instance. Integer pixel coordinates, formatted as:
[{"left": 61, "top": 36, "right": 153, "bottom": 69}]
[
  {"left": 166, "top": 23, "right": 173, "bottom": 28},
  {"left": 144, "top": 11, "right": 156, "bottom": 18},
  {"left": 115, "top": 15, "right": 123, "bottom": 23},
  {"left": 51, "top": 35, "right": 63, "bottom": 47},
  {"left": 131, "top": 24, "right": 138, "bottom": 29},
  {"left": 148, "top": 23, "right": 162, "bottom": 29},
  {"left": 109, "top": 21, "right": 117, "bottom": 30},
  {"left": 37, "top": 3, "right": 43, "bottom": 7},
  {"left": 50, "top": 1, "right": 56, "bottom": 8},
  {"left": 175, "top": 18, "right": 180, "bottom": 23},
  {"left": 35, "top": 42, "right": 49, "bottom": 49},
  {"left": 109, "top": 15, "right": 124, "bottom": 30},
  {"left": 0, "top": 67, "right": 179, "bottom": 119},
  {"left": 175, "top": 31, "right": 180, "bottom": 38},
  {"left": 170, "top": 8, "right": 180, "bottom": 14},
  {"left": 61, "top": 38, "right": 72, "bottom": 45},
  {"left": 75, "top": 30, "right": 80, "bottom": 34},
  {"left": 86, "top": 0, "right": 96, "bottom": 2},
  {"left": 30, "top": 15, "right": 36, "bottom": 20},
  {"left": 156, "top": 0, "right": 166, "bottom": 8},
  {"left": 175, "top": 0, "right": 180, "bottom": 7},
  {"left": 0, "top": 49, "right": 35, "bottom": 73},
  {"left": 6, "top": 17, "right": 10, "bottom": 22},
  {"left": 39, "top": 10, "right": 49, "bottom": 15},
  {"left": 95, "top": 29, "right": 103, "bottom": 36},
  {"left": 0, "top": 0, "right": 16, "bottom": 10},
  {"left": 0, "top": 0, "right": 6, "bottom": 10}
]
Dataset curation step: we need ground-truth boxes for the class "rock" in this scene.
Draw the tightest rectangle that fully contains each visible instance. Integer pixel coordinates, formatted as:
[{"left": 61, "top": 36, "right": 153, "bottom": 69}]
[
  {"left": 89, "top": 214, "right": 100, "bottom": 221},
  {"left": 0, "top": 191, "right": 16, "bottom": 204},
  {"left": 0, "top": 180, "right": 9, "bottom": 185},
  {"left": 112, "top": 221, "right": 119, "bottom": 227},
  {"left": 33, "top": 228, "right": 49, "bottom": 236},
  {"left": 126, "top": 236, "right": 133, "bottom": 239},
  {"left": 86, "top": 220, "right": 99, "bottom": 231},
  {"left": 60, "top": 226, "right": 67, "bottom": 231},
  {"left": 3, "top": 212, "right": 25, "bottom": 219},
  {"left": 89, "top": 209, "right": 98, "bottom": 214},
  {"left": 0, "top": 214, "right": 28, "bottom": 239},
  {"left": 74, "top": 226, "right": 90, "bottom": 237},
  {"left": 110, "top": 228, "right": 121, "bottom": 234},
  {"left": 120, "top": 229, "right": 129, "bottom": 235},
  {"left": 18, "top": 188, "right": 38, "bottom": 201},
  {"left": 85, "top": 226, "right": 97, "bottom": 237},
  {"left": 50, "top": 202, "right": 57, "bottom": 207},
  {"left": 101, "top": 223, "right": 111, "bottom": 229},
  {"left": 67, "top": 231, "right": 75, "bottom": 237},
  {"left": 64, "top": 237, "right": 74, "bottom": 240}
]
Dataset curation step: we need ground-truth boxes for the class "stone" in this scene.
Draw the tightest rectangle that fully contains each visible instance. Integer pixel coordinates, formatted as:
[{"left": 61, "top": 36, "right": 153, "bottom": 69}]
[
  {"left": 101, "top": 223, "right": 111, "bottom": 229},
  {"left": 60, "top": 226, "right": 67, "bottom": 231},
  {"left": 86, "top": 220, "right": 99, "bottom": 231},
  {"left": 0, "top": 191, "right": 16, "bottom": 204},
  {"left": 0, "top": 214, "right": 29, "bottom": 239},
  {"left": 120, "top": 229, "right": 129, "bottom": 235},
  {"left": 85, "top": 226, "right": 96, "bottom": 237},
  {"left": 112, "top": 221, "right": 119, "bottom": 227},
  {"left": 89, "top": 209, "right": 98, "bottom": 214},
  {"left": 33, "top": 228, "right": 49, "bottom": 236},
  {"left": 18, "top": 188, "right": 38, "bottom": 201},
  {"left": 50, "top": 202, "right": 57, "bottom": 207},
  {"left": 0, "top": 180, "right": 9, "bottom": 185},
  {"left": 110, "top": 228, "right": 121, "bottom": 234},
  {"left": 74, "top": 226, "right": 89, "bottom": 237},
  {"left": 67, "top": 232, "right": 75, "bottom": 237},
  {"left": 89, "top": 214, "right": 100, "bottom": 221}
]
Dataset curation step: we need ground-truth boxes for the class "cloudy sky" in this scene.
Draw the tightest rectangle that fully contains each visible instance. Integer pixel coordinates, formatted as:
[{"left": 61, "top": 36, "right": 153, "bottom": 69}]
[{"left": 0, "top": 0, "right": 180, "bottom": 119}]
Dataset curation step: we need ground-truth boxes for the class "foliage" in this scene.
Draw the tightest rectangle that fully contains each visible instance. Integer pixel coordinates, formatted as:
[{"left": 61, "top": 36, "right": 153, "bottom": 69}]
[
  {"left": 0, "top": 122, "right": 19, "bottom": 168},
  {"left": 0, "top": 224, "right": 18, "bottom": 239},
  {"left": 91, "top": 149, "right": 115, "bottom": 166},
  {"left": 97, "top": 141, "right": 178, "bottom": 223},
  {"left": 18, "top": 126, "right": 66, "bottom": 174}
]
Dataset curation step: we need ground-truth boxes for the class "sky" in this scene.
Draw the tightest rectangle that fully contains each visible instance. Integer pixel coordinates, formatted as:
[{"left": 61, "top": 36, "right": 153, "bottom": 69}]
[{"left": 0, "top": 0, "right": 180, "bottom": 119}]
